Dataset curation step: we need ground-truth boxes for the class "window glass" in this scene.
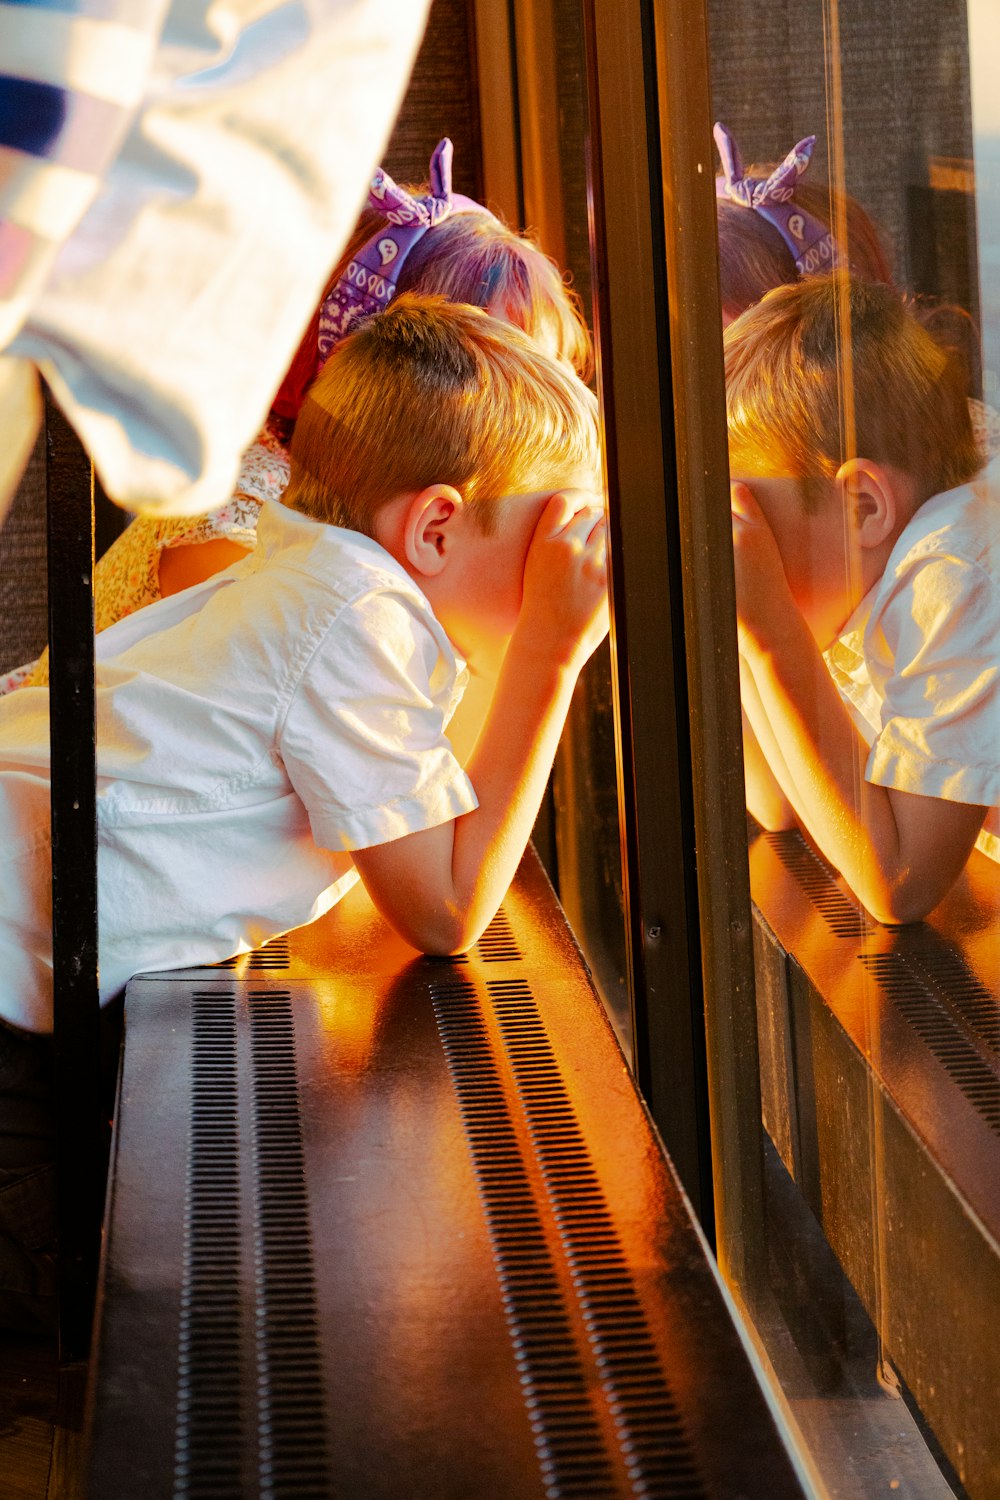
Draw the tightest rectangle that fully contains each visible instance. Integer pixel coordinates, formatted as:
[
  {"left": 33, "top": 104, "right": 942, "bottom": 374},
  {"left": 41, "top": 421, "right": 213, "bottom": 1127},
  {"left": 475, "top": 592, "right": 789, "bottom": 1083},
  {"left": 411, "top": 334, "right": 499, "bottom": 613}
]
[
  {"left": 703, "top": 1, "right": 1000, "bottom": 1492},
  {"left": 511, "top": 0, "right": 633, "bottom": 1060}
]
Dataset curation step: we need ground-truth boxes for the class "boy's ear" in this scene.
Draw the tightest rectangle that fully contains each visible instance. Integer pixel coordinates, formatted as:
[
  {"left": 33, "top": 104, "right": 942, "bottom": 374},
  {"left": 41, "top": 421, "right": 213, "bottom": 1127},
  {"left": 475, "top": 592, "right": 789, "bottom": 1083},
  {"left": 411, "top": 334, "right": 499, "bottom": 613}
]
[
  {"left": 399, "top": 485, "right": 465, "bottom": 577},
  {"left": 835, "top": 458, "right": 898, "bottom": 549}
]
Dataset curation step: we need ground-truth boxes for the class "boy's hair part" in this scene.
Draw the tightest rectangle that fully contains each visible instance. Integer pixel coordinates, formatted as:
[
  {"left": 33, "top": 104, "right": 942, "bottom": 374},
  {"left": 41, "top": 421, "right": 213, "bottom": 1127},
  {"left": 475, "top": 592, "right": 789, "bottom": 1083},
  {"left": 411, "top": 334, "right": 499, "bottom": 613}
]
[
  {"left": 285, "top": 293, "right": 600, "bottom": 537},
  {"left": 724, "top": 273, "right": 981, "bottom": 507}
]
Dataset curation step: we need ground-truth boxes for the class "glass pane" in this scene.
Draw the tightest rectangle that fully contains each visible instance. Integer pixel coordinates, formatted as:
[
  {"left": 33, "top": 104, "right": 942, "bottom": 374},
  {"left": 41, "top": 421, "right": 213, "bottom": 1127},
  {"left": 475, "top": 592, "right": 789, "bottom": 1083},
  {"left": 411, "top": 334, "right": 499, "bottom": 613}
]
[
  {"left": 701, "top": 0, "right": 1000, "bottom": 1492},
  {"left": 513, "top": 0, "right": 632, "bottom": 1059}
]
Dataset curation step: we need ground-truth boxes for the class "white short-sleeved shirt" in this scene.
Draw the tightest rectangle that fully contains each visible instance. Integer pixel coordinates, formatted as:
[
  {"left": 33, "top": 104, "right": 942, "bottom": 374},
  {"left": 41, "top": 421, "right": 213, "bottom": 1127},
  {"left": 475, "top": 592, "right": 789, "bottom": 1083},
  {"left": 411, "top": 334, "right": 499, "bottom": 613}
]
[
  {"left": 0, "top": 502, "right": 475, "bottom": 1033},
  {"left": 823, "top": 461, "right": 1000, "bottom": 862}
]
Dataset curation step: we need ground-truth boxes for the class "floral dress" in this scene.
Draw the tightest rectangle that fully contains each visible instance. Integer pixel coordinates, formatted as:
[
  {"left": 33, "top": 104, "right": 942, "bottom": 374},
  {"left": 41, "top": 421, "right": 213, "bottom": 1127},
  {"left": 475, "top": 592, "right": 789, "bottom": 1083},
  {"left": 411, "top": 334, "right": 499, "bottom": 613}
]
[{"left": 0, "top": 417, "right": 291, "bottom": 693}]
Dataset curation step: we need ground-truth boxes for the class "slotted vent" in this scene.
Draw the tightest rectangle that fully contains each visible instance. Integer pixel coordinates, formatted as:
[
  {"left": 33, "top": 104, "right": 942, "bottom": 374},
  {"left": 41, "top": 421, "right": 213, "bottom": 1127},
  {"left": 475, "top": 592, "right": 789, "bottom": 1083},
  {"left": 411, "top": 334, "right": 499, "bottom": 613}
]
[
  {"left": 893, "top": 939, "right": 1000, "bottom": 1055},
  {"left": 249, "top": 991, "right": 331, "bottom": 1497},
  {"left": 764, "top": 831, "right": 867, "bottom": 938},
  {"left": 476, "top": 907, "right": 523, "bottom": 963},
  {"left": 488, "top": 979, "right": 707, "bottom": 1500},
  {"left": 217, "top": 936, "right": 292, "bottom": 971},
  {"left": 430, "top": 977, "right": 618, "bottom": 1499},
  {"left": 174, "top": 993, "right": 244, "bottom": 1500},
  {"left": 859, "top": 953, "right": 1000, "bottom": 1134}
]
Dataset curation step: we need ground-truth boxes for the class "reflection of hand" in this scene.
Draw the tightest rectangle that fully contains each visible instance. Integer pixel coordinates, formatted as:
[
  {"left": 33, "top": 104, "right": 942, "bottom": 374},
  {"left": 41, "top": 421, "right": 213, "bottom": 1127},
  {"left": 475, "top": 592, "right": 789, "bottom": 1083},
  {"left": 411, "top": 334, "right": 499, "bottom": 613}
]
[
  {"left": 730, "top": 482, "right": 795, "bottom": 652},
  {"left": 518, "top": 490, "right": 609, "bottom": 670}
]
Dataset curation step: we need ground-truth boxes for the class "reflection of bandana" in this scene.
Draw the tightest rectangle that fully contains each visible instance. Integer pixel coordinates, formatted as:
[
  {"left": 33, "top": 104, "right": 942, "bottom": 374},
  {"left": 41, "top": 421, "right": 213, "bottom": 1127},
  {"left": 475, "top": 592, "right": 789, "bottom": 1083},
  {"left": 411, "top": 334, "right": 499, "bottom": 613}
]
[
  {"left": 713, "top": 121, "right": 843, "bottom": 276},
  {"left": 317, "top": 137, "right": 489, "bottom": 365}
]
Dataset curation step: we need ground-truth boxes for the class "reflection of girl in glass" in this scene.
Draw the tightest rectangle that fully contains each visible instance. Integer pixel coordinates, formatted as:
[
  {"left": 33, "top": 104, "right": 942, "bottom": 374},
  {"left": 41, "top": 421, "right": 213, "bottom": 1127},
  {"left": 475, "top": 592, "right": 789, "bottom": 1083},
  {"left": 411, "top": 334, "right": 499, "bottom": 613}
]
[
  {"left": 713, "top": 122, "right": 1000, "bottom": 451},
  {"left": 713, "top": 122, "right": 892, "bottom": 326}
]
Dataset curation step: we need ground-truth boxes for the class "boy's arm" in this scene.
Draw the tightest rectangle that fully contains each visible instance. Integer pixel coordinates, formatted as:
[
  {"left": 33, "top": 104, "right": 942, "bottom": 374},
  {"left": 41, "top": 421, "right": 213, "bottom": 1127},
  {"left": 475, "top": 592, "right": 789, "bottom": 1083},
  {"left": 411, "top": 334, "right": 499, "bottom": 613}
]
[
  {"left": 732, "top": 485, "right": 987, "bottom": 923},
  {"left": 740, "top": 689, "right": 798, "bottom": 831},
  {"left": 352, "top": 494, "right": 608, "bottom": 953}
]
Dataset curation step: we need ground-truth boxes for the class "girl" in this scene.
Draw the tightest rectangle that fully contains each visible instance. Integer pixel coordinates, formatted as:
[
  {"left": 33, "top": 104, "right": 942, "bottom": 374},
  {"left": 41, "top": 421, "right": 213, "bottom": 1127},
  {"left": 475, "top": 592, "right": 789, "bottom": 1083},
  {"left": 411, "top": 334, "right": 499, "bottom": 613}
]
[
  {"left": 713, "top": 120, "right": 892, "bottom": 325},
  {"left": 1, "top": 139, "right": 591, "bottom": 692}
]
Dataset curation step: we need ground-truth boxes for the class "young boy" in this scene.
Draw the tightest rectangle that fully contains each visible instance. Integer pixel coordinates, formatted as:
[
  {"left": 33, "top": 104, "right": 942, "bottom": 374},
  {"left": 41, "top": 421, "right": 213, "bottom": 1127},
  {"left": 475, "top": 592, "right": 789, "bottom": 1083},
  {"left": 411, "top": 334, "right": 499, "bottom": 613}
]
[
  {"left": 0, "top": 295, "right": 607, "bottom": 1326},
  {"left": 726, "top": 274, "right": 998, "bottom": 924}
]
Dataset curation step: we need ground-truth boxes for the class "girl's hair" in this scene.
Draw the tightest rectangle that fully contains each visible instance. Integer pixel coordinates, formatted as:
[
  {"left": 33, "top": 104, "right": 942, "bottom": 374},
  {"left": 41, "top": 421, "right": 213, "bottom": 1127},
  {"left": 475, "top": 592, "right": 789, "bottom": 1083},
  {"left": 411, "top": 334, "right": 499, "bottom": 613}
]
[
  {"left": 717, "top": 170, "right": 893, "bottom": 320},
  {"left": 909, "top": 296, "right": 983, "bottom": 402},
  {"left": 274, "top": 197, "right": 592, "bottom": 420},
  {"left": 285, "top": 293, "right": 599, "bottom": 537},
  {"left": 725, "top": 274, "right": 981, "bottom": 505}
]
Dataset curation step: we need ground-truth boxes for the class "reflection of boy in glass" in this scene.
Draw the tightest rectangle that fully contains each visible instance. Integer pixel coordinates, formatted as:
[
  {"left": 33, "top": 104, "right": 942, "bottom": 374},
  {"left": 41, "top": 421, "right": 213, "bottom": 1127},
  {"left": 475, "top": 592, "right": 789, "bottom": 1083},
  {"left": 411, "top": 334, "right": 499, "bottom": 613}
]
[{"left": 727, "top": 273, "right": 998, "bottom": 923}]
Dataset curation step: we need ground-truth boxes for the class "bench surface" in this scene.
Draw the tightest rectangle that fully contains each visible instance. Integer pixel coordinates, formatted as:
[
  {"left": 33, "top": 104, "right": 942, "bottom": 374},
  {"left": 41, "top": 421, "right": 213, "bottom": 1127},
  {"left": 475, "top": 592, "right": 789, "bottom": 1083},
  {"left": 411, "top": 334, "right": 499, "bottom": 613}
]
[{"left": 87, "top": 851, "right": 806, "bottom": 1499}]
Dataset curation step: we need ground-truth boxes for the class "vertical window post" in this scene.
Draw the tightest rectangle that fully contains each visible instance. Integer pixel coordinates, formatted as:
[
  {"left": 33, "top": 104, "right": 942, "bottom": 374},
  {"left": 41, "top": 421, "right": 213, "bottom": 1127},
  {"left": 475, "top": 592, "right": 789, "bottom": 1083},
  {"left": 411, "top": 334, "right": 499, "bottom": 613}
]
[
  {"left": 648, "top": 0, "right": 767, "bottom": 1292},
  {"left": 46, "top": 402, "right": 104, "bottom": 1358}
]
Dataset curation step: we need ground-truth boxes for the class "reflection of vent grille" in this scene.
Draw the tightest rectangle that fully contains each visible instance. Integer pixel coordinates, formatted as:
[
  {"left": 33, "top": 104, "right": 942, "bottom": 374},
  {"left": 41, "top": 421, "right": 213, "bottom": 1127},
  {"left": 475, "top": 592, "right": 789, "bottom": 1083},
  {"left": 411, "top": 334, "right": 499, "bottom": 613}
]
[
  {"left": 764, "top": 831, "right": 867, "bottom": 938},
  {"left": 475, "top": 908, "right": 522, "bottom": 963},
  {"left": 897, "top": 940, "right": 1000, "bottom": 1055},
  {"left": 174, "top": 993, "right": 243, "bottom": 1499},
  {"left": 217, "top": 937, "right": 292, "bottom": 971},
  {"left": 489, "top": 980, "right": 705, "bottom": 1499},
  {"left": 249, "top": 991, "right": 330, "bottom": 1497},
  {"left": 859, "top": 953, "right": 1000, "bottom": 1134},
  {"left": 430, "top": 977, "right": 616, "bottom": 1499}
]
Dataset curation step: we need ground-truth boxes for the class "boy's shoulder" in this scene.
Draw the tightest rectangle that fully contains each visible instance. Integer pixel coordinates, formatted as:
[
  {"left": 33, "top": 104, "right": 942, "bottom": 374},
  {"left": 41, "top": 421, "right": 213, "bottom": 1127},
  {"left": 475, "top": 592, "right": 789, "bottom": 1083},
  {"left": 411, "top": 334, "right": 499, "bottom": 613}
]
[
  {"left": 884, "top": 459, "right": 1000, "bottom": 587},
  {"left": 256, "top": 500, "right": 418, "bottom": 605},
  {"left": 254, "top": 501, "right": 460, "bottom": 683}
]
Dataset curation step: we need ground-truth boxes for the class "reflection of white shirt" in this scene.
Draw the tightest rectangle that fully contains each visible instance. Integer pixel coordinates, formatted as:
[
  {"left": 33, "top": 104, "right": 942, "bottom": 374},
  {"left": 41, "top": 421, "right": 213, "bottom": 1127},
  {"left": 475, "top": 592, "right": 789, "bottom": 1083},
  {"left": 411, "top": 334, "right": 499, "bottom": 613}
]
[
  {"left": 0, "top": 502, "right": 475, "bottom": 1033},
  {"left": 824, "top": 462, "right": 1000, "bottom": 862}
]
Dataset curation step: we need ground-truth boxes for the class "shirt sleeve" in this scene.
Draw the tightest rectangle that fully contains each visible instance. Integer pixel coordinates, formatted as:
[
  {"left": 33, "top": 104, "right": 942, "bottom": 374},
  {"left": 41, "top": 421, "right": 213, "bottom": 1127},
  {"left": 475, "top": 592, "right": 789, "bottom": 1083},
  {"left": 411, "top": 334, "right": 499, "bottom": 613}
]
[
  {"left": 278, "top": 588, "right": 477, "bottom": 852},
  {"left": 866, "top": 553, "right": 1000, "bottom": 810}
]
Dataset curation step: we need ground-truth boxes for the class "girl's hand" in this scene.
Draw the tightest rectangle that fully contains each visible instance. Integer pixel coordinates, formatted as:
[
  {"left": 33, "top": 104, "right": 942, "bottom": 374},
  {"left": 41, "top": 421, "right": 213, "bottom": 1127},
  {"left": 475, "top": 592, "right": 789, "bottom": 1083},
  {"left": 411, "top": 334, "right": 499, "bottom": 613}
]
[
  {"left": 517, "top": 490, "right": 609, "bottom": 670},
  {"left": 730, "top": 482, "right": 796, "bottom": 652}
]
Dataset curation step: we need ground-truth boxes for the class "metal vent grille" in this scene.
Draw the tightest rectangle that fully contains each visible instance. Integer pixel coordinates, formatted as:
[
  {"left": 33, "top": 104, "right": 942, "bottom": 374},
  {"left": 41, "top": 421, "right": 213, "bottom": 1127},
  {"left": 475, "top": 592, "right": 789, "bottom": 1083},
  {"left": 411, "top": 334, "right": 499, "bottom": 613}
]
[
  {"left": 891, "top": 938, "right": 1000, "bottom": 1056},
  {"left": 488, "top": 980, "right": 706, "bottom": 1500},
  {"left": 432, "top": 975, "right": 706, "bottom": 1499},
  {"left": 249, "top": 991, "right": 331, "bottom": 1497},
  {"left": 859, "top": 952, "right": 1000, "bottom": 1133},
  {"left": 173, "top": 989, "right": 331, "bottom": 1497},
  {"left": 217, "top": 937, "right": 292, "bottom": 971},
  {"left": 430, "top": 977, "right": 618, "bottom": 1499},
  {"left": 174, "top": 993, "right": 244, "bottom": 1500},
  {"left": 764, "top": 831, "right": 867, "bottom": 938},
  {"left": 476, "top": 907, "right": 523, "bottom": 963}
]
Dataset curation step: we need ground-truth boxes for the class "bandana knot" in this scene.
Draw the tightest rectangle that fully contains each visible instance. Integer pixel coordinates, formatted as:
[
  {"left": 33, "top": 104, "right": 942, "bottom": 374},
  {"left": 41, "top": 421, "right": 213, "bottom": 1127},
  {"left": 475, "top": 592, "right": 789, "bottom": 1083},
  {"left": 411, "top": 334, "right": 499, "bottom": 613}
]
[
  {"left": 714, "top": 121, "right": 843, "bottom": 277},
  {"left": 318, "top": 139, "right": 487, "bottom": 362}
]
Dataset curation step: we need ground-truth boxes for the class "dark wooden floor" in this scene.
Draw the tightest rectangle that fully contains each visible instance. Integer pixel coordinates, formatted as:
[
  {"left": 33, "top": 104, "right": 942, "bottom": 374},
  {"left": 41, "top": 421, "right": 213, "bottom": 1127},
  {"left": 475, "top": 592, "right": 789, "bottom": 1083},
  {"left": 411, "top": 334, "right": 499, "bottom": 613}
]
[{"left": 0, "top": 1335, "right": 85, "bottom": 1499}]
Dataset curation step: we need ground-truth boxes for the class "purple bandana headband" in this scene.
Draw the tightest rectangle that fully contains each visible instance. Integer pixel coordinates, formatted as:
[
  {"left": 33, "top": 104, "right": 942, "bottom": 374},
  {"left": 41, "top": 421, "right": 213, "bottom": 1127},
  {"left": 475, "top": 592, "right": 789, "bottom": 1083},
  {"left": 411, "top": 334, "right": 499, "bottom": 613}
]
[
  {"left": 713, "top": 121, "right": 843, "bottom": 276},
  {"left": 317, "top": 137, "right": 487, "bottom": 365}
]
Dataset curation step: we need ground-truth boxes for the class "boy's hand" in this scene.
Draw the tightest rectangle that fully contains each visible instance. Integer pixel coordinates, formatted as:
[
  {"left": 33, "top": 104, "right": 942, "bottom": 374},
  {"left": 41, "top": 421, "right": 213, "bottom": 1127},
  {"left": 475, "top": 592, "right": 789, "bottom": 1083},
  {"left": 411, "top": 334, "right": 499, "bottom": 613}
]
[
  {"left": 516, "top": 490, "right": 609, "bottom": 669},
  {"left": 730, "top": 482, "right": 795, "bottom": 651},
  {"left": 353, "top": 490, "right": 610, "bottom": 955}
]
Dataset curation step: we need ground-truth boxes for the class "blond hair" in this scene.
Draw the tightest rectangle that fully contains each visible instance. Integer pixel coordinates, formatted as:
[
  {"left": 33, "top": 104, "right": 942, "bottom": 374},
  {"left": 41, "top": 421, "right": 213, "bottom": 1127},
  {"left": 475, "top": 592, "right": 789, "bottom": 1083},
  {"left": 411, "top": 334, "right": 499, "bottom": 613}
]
[
  {"left": 725, "top": 274, "right": 980, "bottom": 507},
  {"left": 285, "top": 293, "right": 599, "bottom": 536}
]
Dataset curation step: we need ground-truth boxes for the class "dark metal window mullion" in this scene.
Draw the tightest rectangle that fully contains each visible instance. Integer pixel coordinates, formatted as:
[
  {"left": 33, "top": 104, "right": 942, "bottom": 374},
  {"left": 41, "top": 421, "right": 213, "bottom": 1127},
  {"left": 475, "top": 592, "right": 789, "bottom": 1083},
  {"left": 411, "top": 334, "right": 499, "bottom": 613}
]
[
  {"left": 648, "top": 0, "right": 767, "bottom": 1291},
  {"left": 45, "top": 401, "right": 105, "bottom": 1358},
  {"left": 584, "top": 0, "right": 714, "bottom": 1227}
]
